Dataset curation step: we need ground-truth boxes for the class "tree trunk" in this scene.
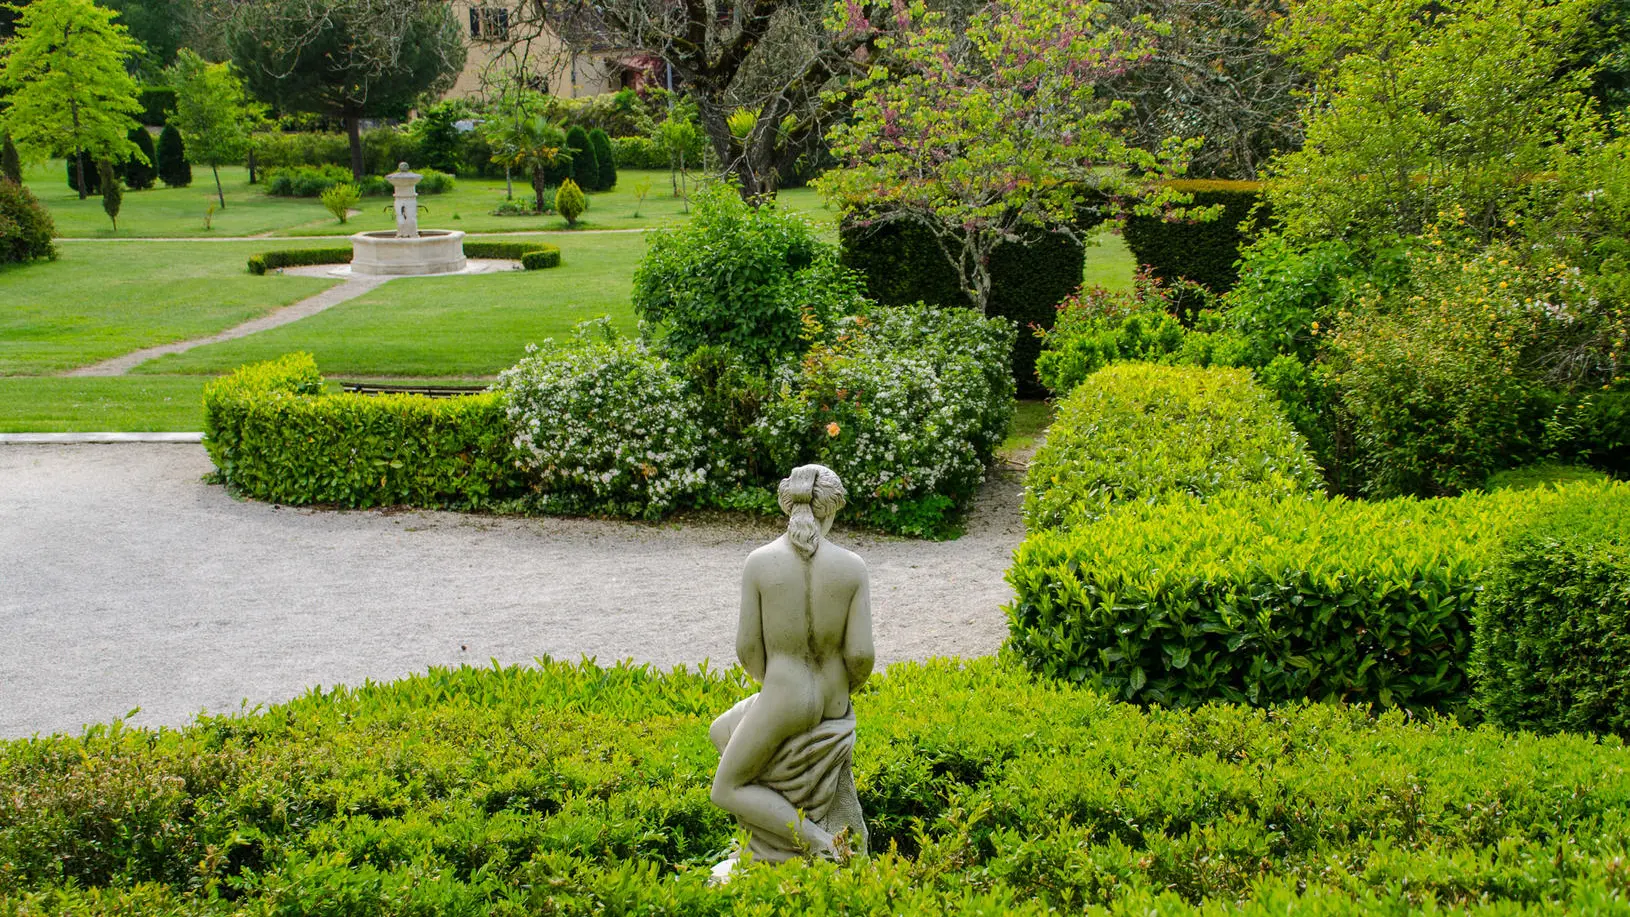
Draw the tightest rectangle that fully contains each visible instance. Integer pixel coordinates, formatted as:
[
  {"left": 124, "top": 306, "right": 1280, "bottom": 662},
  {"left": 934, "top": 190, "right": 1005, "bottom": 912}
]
[
  {"left": 247, "top": 150, "right": 258, "bottom": 185},
  {"left": 212, "top": 164, "right": 226, "bottom": 210},
  {"left": 75, "top": 152, "right": 88, "bottom": 201},
  {"left": 345, "top": 114, "right": 365, "bottom": 180}
]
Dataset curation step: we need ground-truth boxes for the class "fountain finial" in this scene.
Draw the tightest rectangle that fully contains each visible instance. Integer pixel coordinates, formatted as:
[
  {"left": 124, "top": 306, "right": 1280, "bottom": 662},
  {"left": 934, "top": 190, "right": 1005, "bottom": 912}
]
[{"left": 385, "top": 163, "right": 423, "bottom": 239}]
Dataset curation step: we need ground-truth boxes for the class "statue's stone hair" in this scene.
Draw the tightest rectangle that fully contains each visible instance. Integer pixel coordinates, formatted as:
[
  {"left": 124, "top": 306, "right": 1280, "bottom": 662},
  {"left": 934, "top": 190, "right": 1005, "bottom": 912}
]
[{"left": 778, "top": 464, "right": 847, "bottom": 558}]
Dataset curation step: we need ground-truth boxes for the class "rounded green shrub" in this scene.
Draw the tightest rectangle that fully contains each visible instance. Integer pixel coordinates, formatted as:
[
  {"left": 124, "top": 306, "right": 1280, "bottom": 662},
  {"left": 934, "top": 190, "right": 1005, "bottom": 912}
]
[
  {"left": 634, "top": 184, "right": 866, "bottom": 367},
  {"left": 1024, "top": 362, "right": 1321, "bottom": 532},
  {"left": 64, "top": 151, "right": 102, "bottom": 195},
  {"left": 0, "top": 179, "right": 56, "bottom": 266}
]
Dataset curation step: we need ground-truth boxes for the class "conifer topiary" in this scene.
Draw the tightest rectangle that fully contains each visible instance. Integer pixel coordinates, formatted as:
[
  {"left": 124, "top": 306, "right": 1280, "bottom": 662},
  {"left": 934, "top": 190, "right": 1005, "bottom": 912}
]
[
  {"left": 555, "top": 178, "right": 586, "bottom": 227},
  {"left": 1, "top": 132, "right": 21, "bottom": 185},
  {"left": 588, "top": 128, "right": 616, "bottom": 191},
  {"left": 65, "top": 152, "right": 102, "bottom": 195},
  {"left": 122, "top": 127, "right": 158, "bottom": 190},
  {"left": 566, "top": 125, "right": 597, "bottom": 191},
  {"left": 157, "top": 124, "right": 192, "bottom": 188}
]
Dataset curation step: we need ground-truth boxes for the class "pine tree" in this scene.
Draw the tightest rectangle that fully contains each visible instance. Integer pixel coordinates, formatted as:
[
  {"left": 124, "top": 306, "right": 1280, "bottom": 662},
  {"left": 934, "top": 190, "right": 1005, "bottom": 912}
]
[
  {"left": 122, "top": 127, "right": 157, "bottom": 189},
  {"left": 2, "top": 132, "right": 23, "bottom": 185},
  {"left": 156, "top": 123, "right": 191, "bottom": 187},
  {"left": 566, "top": 125, "right": 597, "bottom": 192},
  {"left": 0, "top": 0, "right": 144, "bottom": 199},
  {"left": 589, "top": 128, "right": 616, "bottom": 192},
  {"left": 98, "top": 159, "right": 122, "bottom": 231}
]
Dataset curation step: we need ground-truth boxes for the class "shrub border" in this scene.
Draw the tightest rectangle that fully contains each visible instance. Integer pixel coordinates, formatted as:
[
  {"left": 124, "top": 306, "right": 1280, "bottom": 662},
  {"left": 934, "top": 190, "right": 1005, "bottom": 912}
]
[{"left": 247, "top": 241, "right": 562, "bottom": 275}]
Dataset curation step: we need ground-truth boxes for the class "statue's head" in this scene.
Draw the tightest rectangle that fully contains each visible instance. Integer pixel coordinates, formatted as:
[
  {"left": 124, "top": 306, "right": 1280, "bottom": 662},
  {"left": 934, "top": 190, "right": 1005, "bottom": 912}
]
[{"left": 778, "top": 464, "right": 846, "bottom": 558}]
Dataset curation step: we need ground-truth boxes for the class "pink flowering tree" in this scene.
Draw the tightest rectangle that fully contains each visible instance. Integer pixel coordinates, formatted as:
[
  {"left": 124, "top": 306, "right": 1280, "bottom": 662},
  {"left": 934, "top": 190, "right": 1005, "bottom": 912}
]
[{"left": 819, "top": 0, "right": 1201, "bottom": 314}]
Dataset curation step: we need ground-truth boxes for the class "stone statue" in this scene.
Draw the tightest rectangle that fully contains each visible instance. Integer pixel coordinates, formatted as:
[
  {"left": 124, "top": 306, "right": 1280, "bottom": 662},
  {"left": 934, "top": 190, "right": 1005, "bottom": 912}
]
[{"left": 709, "top": 464, "right": 874, "bottom": 880}]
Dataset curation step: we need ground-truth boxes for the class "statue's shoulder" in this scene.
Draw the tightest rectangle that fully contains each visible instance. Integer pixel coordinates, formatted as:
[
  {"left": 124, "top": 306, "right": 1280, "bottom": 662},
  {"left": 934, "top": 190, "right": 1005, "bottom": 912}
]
[
  {"left": 745, "top": 538, "right": 790, "bottom": 568},
  {"left": 824, "top": 541, "right": 868, "bottom": 575}
]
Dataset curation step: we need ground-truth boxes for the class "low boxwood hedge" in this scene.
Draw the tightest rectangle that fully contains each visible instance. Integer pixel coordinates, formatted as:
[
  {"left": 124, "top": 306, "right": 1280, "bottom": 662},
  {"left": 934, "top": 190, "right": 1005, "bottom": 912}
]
[
  {"left": 1005, "top": 485, "right": 1608, "bottom": 712},
  {"left": 1123, "top": 179, "right": 1267, "bottom": 296},
  {"left": 202, "top": 353, "right": 525, "bottom": 509},
  {"left": 1024, "top": 363, "right": 1321, "bottom": 532},
  {"left": 247, "top": 241, "right": 560, "bottom": 274},
  {"left": 1473, "top": 487, "right": 1630, "bottom": 737},
  {"left": 246, "top": 247, "right": 352, "bottom": 275},
  {"left": 5, "top": 658, "right": 1630, "bottom": 915}
]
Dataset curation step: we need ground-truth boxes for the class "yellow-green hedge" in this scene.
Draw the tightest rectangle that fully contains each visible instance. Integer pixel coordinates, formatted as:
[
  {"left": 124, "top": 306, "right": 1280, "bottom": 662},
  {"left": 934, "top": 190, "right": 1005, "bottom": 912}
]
[{"left": 202, "top": 353, "right": 525, "bottom": 509}]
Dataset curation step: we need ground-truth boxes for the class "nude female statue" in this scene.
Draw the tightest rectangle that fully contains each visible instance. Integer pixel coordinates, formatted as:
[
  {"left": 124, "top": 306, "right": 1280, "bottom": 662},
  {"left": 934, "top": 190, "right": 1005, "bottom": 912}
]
[{"left": 709, "top": 464, "right": 874, "bottom": 860}]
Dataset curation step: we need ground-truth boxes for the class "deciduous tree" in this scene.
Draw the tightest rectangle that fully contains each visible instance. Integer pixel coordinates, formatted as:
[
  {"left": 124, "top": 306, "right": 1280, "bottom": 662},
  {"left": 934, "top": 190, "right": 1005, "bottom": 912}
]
[
  {"left": 0, "top": 0, "right": 144, "bottom": 199},
  {"left": 226, "top": 0, "right": 465, "bottom": 180},
  {"left": 820, "top": 0, "right": 1196, "bottom": 314},
  {"left": 166, "top": 49, "right": 265, "bottom": 209}
]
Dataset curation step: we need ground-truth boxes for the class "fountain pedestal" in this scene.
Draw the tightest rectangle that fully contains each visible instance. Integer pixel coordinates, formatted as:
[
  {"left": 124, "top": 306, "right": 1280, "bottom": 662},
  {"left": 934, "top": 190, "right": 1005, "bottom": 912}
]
[{"left": 350, "top": 162, "right": 467, "bottom": 276}]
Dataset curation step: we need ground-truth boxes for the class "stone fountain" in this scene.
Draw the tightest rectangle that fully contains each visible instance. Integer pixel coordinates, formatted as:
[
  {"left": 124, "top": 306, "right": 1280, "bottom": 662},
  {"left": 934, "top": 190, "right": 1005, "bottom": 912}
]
[{"left": 350, "top": 163, "right": 467, "bottom": 276}]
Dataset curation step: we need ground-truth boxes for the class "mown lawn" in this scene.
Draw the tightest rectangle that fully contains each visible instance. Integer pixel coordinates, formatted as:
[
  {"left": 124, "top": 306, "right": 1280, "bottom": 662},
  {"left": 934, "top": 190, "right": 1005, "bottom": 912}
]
[
  {"left": 0, "top": 241, "right": 340, "bottom": 375},
  {"left": 136, "top": 234, "right": 646, "bottom": 378},
  {"left": 0, "top": 377, "right": 209, "bottom": 433},
  {"left": 21, "top": 160, "right": 833, "bottom": 238}
]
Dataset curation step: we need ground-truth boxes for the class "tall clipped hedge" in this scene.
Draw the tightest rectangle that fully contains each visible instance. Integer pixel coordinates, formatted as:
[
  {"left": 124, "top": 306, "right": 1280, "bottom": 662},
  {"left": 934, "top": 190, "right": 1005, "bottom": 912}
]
[
  {"left": 136, "top": 86, "right": 177, "bottom": 126},
  {"left": 839, "top": 218, "right": 1088, "bottom": 397},
  {"left": 1473, "top": 487, "right": 1630, "bottom": 737},
  {"left": 203, "top": 353, "right": 526, "bottom": 509},
  {"left": 1024, "top": 363, "right": 1321, "bottom": 532},
  {"left": 1122, "top": 180, "right": 1266, "bottom": 297},
  {"left": 1006, "top": 486, "right": 1587, "bottom": 712}
]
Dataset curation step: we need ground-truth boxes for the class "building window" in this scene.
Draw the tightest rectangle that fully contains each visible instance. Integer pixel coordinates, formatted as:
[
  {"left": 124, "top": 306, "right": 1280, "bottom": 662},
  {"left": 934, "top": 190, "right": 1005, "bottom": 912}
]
[{"left": 469, "top": 7, "right": 510, "bottom": 41}]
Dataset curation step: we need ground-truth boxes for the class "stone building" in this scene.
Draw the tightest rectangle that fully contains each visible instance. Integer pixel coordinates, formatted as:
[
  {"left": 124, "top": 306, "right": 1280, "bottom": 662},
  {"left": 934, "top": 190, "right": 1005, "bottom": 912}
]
[{"left": 447, "top": 1, "right": 659, "bottom": 100}]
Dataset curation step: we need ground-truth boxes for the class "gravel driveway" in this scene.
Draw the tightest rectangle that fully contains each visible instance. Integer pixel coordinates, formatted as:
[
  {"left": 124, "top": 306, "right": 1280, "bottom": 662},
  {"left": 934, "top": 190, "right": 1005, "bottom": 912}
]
[{"left": 0, "top": 445, "right": 1025, "bottom": 738}]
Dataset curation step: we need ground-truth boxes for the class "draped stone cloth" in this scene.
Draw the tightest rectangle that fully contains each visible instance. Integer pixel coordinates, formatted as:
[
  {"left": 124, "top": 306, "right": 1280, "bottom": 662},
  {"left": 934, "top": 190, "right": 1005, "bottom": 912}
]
[{"left": 710, "top": 693, "right": 869, "bottom": 864}]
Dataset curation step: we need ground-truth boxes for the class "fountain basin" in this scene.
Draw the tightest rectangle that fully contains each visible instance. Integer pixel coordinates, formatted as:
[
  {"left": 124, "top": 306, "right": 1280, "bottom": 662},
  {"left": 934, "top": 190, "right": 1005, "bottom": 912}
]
[{"left": 350, "top": 229, "right": 467, "bottom": 276}]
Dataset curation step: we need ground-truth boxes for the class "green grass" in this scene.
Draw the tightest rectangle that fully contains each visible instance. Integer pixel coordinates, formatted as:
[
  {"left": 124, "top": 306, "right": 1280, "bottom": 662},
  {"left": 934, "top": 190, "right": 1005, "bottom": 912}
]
[
  {"left": 22, "top": 160, "right": 834, "bottom": 239},
  {"left": 138, "top": 234, "right": 645, "bottom": 377},
  {"left": 1000, "top": 399, "right": 1056, "bottom": 458},
  {"left": 0, "top": 377, "right": 209, "bottom": 432},
  {"left": 0, "top": 241, "right": 340, "bottom": 375},
  {"left": 1082, "top": 229, "right": 1136, "bottom": 290}
]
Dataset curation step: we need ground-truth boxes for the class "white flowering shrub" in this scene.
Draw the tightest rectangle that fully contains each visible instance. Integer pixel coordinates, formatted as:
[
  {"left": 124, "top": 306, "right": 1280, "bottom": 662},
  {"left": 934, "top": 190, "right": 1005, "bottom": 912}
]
[
  {"left": 757, "top": 304, "right": 1016, "bottom": 537},
  {"left": 496, "top": 326, "right": 708, "bottom": 519}
]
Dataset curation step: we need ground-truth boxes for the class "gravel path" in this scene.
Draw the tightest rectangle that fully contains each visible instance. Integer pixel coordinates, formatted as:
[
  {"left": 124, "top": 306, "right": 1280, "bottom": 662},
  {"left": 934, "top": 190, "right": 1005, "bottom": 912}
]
[{"left": 0, "top": 445, "right": 1025, "bottom": 738}]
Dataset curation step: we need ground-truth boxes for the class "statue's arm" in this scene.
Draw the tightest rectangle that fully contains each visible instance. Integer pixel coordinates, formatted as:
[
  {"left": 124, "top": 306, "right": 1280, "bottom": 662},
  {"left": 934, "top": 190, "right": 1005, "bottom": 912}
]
[
  {"left": 737, "top": 562, "right": 767, "bottom": 683},
  {"left": 843, "top": 571, "right": 875, "bottom": 693}
]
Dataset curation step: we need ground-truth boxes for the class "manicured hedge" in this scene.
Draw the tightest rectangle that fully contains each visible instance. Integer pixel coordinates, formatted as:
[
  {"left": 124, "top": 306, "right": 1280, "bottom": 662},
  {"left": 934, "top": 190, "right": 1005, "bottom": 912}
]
[
  {"left": 246, "top": 247, "right": 352, "bottom": 274},
  {"left": 1473, "top": 487, "right": 1630, "bottom": 736},
  {"left": 1006, "top": 486, "right": 1595, "bottom": 712},
  {"left": 1122, "top": 179, "right": 1266, "bottom": 297},
  {"left": 6, "top": 658, "right": 1630, "bottom": 915},
  {"left": 464, "top": 240, "right": 561, "bottom": 268},
  {"left": 202, "top": 353, "right": 525, "bottom": 509},
  {"left": 838, "top": 218, "right": 1088, "bottom": 397},
  {"left": 610, "top": 134, "right": 667, "bottom": 169},
  {"left": 247, "top": 242, "right": 560, "bottom": 274},
  {"left": 1024, "top": 363, "right": 1321, "bottom": 532}
]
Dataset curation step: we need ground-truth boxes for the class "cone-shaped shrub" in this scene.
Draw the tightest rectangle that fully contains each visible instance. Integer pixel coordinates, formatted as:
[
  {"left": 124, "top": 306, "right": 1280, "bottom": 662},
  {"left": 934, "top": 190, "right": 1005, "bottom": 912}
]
[
  {"left": 1, "top": 132, "right": 21, "bottom": 185},
  {"left": 122, "top": 128, "right": 157, "bottom": 190},
  {"left": 566, "top": 125, "right": 597, "bottom": 191},
  {"left": 99, "top": 161, "right": 123, "bottom": 231},
  {"left": 157, "top": 125, "right": 192, "bottom": 188},
  {"left": 589, "top": 127, "right": 616, "bottom": 191},
  {"left": 65, "top": 152, "right": 102, "bottom": 195},
  {"left": 555, "top": 178, "right": 586, "bottom": 227}
]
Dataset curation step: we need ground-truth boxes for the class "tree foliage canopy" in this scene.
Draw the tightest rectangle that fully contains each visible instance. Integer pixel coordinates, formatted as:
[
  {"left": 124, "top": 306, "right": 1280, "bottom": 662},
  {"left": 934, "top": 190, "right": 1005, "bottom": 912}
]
[{"left": 0, "top": 0, "right": 144, "bottom": 197}]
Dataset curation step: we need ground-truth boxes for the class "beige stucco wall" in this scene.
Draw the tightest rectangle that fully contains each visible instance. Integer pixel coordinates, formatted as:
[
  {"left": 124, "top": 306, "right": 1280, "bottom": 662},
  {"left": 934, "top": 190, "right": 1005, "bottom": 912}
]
[{"left": 447, "top": 0, "right": 626, "bottom": 100}]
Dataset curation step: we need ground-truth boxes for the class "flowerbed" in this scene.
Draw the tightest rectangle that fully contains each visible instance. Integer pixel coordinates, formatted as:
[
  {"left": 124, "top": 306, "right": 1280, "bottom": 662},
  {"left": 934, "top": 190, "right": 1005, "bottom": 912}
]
[{"left": 5, "top": 658, "right": 1630, "bottom": 915}]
